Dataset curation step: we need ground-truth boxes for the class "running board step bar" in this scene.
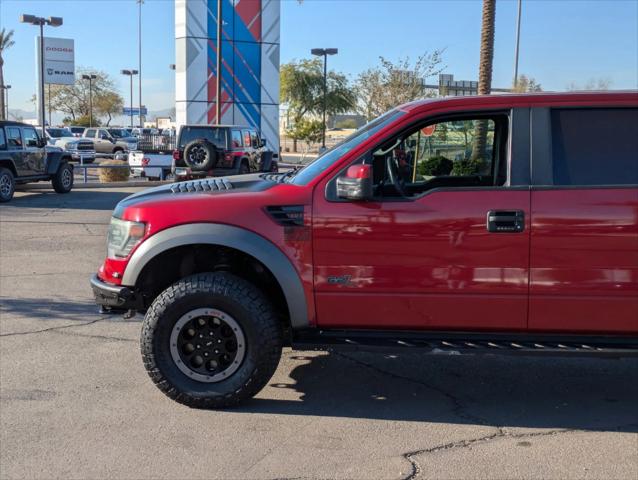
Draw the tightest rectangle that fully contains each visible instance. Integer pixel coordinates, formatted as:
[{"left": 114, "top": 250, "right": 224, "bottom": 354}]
[{"left": 291, "top": 330, "right": 638, "bottom": 357}]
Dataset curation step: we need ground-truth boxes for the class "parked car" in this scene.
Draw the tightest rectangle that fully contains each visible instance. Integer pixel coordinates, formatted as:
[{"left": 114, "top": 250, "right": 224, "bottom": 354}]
[
  {"left": 0, "top": 121, "right": 74, "bottom": 202},
  {"left": 91, "top": 92, "right": 638, "bottom": 408},
  {"left": 67, "top": 126, "right": 86, "bottom": 137},
  {"left": 82, "top": 127, "right": 138, "bottom": 155},
  {"left": 37, "top": 127, "right": 96, "bottom": 163},
  {"left": 131, "top": 127, "right": 159, "bottom": 137},
  {"left": 172, "top": 124, "right": 278, "bottom": 178},
  {"left": 128, "top": 151, "right": 172, "bottom": 181}
]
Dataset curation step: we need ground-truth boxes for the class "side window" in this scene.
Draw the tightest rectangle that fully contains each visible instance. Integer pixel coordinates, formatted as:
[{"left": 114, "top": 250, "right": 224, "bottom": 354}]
[
  {"left": 6, "top": 127, "right": 22, "bottom": 148},
  {"left": 366, "top": 116, "right": 506, "bottom": 199},
  {"left": 0, "top": 128, "right": 6, "bottom": 149},
  {"left": 231, "top": 130, "right": 242, "bottom": 148},
  {"left": 242, "top": 130, "right": 251, "bottom": 148},
  {"left": 551, "top": 108, "right": 638, "bottom": 186},
  {"left": 85, "top": 129, "right": 96, "bottom": 138},
  {"left": 99, "top": 130, "right": 110, "bottom": 140},
  {"left": 250, "top": 131, "right": 259, "bottom": 148},
  {"left": 22, "top": 128, "right": 39, "bottom": 147}
]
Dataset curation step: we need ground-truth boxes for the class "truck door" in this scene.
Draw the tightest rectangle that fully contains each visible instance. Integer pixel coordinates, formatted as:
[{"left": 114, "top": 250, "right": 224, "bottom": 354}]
[
  {"left": 529, "top": 107, "right": 638, "bottom": 334},
  {"left": 312, "top": 109, "right": 532, "bottom": 331},
  {"left": 5, "top": 127, "right": 30, "bottom": 175},
  {"left": 22, "top": 127, "right": 46, "bottom": 173}
]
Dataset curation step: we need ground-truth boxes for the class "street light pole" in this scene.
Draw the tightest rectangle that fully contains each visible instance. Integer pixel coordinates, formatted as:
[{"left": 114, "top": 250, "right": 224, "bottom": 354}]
[
  {"left": 19, "top": 14, "right": 63, "bottom": 134},
  {"left": 121, "top": 69, "right": 138, "bottom": 128},
  {"left": 82, "top": 74, "right": 97, "bottom": 127},
  {"left": 311, "top": 48, "right": 338, "bottom": 150},
  {"left": 137, "top": 0, "right": 144, "bottom": 128},
  {"left": 1, "top": 85, "right": 10, "bottom": 119},
  {"left": 513, "top": 0, "right": 522, "bottom": 88}
]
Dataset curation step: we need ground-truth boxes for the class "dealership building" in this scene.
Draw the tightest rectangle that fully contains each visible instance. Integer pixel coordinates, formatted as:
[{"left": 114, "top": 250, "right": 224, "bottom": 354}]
[{"left": 175, "top": 0, "right": 280, "bottom": 150}]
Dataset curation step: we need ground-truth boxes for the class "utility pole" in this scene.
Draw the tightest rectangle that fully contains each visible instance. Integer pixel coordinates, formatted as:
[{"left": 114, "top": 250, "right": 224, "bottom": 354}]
[
  {"left": 513, "top": 0, "right": 522, "bottom": 88},
  {"left": 137, "top": 0, "right": 144, "bottom": 128},
  {"left": 82, "top": 74, "right": 97, "bottom": 127},
  {"left": 311, "top": 48, "right": 338, "bottom": 150},
  {"left": 215, "top": 0, "right": 222, "bottom": 124}
]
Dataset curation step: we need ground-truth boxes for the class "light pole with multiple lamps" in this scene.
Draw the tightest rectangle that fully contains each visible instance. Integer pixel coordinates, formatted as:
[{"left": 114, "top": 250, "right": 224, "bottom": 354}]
[
  {"left": 82, "top": 73, "right": 97, "bottom": 127},
  {"left": 121, "top": 69, "right": 138, "bottom": 128},
  {"left": 310, "top": 48, "right": 338, "bottom": 150},
  {"left": 0, "top": 85, "right": 10, "bottom": 119},
  {"left": 19, "top": 14, "right": 63, "bottom": 133}
]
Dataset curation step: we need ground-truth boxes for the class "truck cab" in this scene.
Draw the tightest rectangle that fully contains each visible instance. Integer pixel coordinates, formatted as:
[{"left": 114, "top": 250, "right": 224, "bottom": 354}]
[{"left": 91, "top": 92, "right": 638, "bottom": 408}]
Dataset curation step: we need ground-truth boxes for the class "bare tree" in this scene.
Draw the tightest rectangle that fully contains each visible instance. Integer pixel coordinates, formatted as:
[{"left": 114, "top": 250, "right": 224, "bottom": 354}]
[{"left": 355, "top": 52, "right": 444, "bottom": 121}]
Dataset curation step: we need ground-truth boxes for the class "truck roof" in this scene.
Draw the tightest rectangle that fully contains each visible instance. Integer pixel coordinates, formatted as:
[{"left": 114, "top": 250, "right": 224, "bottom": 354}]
[{"left": 402, "top": 90, "right": 638, "bottom": 114}]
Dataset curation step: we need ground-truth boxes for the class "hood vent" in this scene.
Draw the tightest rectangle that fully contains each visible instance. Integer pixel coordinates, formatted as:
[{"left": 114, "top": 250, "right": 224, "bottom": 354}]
[{"left": 170, "top": 178, "right": 233, "bottom": 194}]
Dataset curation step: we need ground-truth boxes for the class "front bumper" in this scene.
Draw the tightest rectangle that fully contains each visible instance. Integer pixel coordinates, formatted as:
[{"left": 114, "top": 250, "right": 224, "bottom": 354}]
[{"left": 90, "top": 274, "right": 142, "bottom": 311}]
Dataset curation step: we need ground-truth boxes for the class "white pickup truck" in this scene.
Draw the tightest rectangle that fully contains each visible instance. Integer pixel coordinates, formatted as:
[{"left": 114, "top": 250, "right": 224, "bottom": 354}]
[{"left": 128, "top": 151, "right": 173, "bottom": 181}]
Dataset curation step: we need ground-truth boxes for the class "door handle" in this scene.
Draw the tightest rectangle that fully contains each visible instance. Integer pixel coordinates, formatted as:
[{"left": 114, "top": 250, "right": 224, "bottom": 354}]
[{"left": 486, "top": 210, "right": 525, "bottom": 233}]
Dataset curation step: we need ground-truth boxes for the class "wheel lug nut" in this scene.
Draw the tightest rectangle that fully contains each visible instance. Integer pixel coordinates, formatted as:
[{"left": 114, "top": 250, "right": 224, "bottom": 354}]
[
  {"left": 204, "top": 352, "right": 209, "bottom": 357},
  {"left": 214, "top": 349, "right": 219, "bottom": 354},
  {"left": 196, "top": 345, "right": 201, "bottom": 349}
]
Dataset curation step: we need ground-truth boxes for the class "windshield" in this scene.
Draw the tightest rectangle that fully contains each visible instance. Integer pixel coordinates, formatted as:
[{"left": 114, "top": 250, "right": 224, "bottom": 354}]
[
  {"left": 289, "top": 110, "right": 405, "bottom": 185},
  {"left": 108, "top": 129, "right": 129, "bottom": 138},
  {"left": 47, "top": 128, "right": 72, "bottom": 138},
  {"left": 179, "top": 127, "right": 227, "bottom": 149}
]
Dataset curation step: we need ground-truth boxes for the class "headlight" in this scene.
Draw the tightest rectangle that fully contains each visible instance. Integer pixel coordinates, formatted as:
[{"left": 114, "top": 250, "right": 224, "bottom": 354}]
[
  {"left": 107, "top": 217, "right": 146, "bottom": 259},
  {"left": 127, "top": 142, "right": 138, "bottom": 150},
  {"left": 65, "top": 141, "right": 79, "bottom": 150}
]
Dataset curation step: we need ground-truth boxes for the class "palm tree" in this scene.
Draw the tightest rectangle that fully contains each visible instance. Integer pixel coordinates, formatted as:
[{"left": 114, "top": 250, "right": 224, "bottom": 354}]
[
  {"left": 471, "top": 0, "right": 496, "bottom": 161},
  {"left": 0, "top": 28, "right": 16, "bottom": 120}
]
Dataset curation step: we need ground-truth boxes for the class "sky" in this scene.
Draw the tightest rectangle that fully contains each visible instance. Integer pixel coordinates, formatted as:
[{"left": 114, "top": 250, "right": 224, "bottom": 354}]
[{"left": 1, "top": 0, "right": 637, "bottom": 120}]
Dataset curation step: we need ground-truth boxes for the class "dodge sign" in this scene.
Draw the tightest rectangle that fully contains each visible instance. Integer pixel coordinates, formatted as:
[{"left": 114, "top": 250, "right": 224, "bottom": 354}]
[{"left": 37, "top": 37, "right": 75, "bottom": 85}]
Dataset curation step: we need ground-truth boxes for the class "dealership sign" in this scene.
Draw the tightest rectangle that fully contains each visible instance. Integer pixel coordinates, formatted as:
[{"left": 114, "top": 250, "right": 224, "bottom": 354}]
[{"left": 36, "top": 37, "right": 75, "bottom": 85}]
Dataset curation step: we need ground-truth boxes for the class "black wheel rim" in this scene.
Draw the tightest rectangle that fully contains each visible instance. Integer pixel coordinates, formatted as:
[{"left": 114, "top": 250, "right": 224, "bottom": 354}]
[
  {"left": 0, "top": 174, "right": 12, "bottom": 197},
  {"left": 62, "top": 167, "right": 73, "bottom": 188},
  {"left": 169, "top": 308, "right": 246, "bottom": 383},
  {"left": 188, "top": 145, "right": 208, "bottom": 166}
]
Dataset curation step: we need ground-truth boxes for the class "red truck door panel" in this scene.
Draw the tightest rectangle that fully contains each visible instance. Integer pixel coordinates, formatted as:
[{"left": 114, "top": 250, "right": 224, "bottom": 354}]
[
  {"left": 313, "top": 110, "right": 532, "bottom": 331},
  {"left": 529, "top": 107, "right": 638, "bottom": 334}
]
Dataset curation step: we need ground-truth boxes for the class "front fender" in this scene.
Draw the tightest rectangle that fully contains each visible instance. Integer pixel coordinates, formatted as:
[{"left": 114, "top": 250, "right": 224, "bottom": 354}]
[{"left": 121, "top": 223, "right": 310, "bottom": 329}]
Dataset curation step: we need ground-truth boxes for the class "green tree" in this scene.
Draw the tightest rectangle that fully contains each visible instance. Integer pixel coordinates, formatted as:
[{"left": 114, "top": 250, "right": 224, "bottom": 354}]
[
  {"left": 355, "top": 52, "right": 444, "bottom": 121},
  {"left": 95, "top": 91, "right": 124, "bottom": 126},
  {"left": 281, "top": 58, "right": 355, "bottom": 151},
  {"left": 286, "top": 118, "right": 324, "bottom": 156},
  {"left": 0, "top": 28, "right": 15, "bottom": 120}
]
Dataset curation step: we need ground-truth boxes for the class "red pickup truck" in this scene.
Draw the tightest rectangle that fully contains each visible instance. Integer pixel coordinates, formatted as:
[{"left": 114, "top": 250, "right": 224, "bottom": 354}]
[{"left": 91, "top": 92, "right": 638, "bottom": 408}]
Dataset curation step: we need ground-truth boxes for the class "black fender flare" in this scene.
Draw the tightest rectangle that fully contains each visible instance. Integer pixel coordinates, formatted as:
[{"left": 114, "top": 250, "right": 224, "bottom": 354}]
[
  {"left": 121, "top": 223, "right": 310, "bottom": 329},
  {"left": 46, "top": 151, "right": 72, "bottom": 175}
]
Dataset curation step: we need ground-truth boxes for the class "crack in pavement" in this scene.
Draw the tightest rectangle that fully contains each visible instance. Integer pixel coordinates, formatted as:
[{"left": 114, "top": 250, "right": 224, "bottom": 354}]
[
  {"left": 401, "top": 427, "right": 573, "bottom": 480},
  {"left": 0, "top": 318, "right": 103, "bottom": 337},
  {"left": 49, "top": 327, "right": 136, "bottom": 343}
]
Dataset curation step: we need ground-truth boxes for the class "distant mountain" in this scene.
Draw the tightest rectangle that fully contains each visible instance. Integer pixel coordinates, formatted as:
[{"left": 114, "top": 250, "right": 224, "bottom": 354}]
[{"left": 7, "top": 107, "right": 175, "bottom": 126}]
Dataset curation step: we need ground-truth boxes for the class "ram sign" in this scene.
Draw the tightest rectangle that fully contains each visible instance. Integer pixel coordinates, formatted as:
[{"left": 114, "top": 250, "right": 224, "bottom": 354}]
[{"left": 36, "top": 37, "right": 75, "bottom": 85}]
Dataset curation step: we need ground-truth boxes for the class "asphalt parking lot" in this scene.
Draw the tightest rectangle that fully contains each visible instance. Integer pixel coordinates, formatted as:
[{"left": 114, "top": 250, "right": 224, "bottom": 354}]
[{"left": 1, "top": 187, "right": 637, "bottom": 480}]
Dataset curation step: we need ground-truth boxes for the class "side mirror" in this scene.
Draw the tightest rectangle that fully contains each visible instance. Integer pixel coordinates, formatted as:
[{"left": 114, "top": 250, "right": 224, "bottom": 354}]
[
  {"left": 336, "top": 164, "right": 373, "bottom": 201},
  {"left": 260, "top": 137, "right": 267, "bottom": 148},
  {"left": 38, "top": 139, "right": 48, "bottom": 148}
]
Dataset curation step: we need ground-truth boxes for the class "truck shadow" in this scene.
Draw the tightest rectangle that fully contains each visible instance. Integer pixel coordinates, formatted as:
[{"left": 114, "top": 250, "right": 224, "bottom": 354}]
[
  {"left": 243, "top": 350, "right": 638, "bottom": 433},
  {"left": 9, "top": 190, "right": 135, "bottom": 210}
]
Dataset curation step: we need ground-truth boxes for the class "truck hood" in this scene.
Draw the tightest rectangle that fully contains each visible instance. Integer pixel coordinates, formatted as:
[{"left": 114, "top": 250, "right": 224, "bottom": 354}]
[{"left": 113, "top": 174, "right": 274, "bottom": 217}]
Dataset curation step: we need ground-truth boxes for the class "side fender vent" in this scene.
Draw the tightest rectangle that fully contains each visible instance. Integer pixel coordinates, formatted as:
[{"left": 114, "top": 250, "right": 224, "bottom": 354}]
[{"left": 266, "top": 205, "right": 305, "bottom": 227}]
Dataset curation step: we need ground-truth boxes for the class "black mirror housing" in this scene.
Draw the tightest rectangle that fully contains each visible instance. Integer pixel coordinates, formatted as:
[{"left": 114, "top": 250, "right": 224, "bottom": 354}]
[{"left": 336, "top": 164, "right": 373, "bottom": 201}]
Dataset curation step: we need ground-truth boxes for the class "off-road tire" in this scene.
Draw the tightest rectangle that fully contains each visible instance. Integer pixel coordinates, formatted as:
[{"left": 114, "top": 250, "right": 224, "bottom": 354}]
[
  {"left": 183, "top": 139, "right": 218, "bottom": 172},
  {"left": 0, "top": 167, "right": 15, "bottom": 202},
  {"left": 52, "top": 162, "right": 74, "bottom": 193},
  {"left": 238, "top": 161, "right": 250, "bottom": 175},
  {"left": 141, "top": 272, "right": 283, "bottom": 409}
]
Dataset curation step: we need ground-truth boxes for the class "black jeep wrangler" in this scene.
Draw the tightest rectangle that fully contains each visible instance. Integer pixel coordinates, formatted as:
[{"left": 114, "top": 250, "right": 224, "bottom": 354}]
[
  {"left": 172, "top": 125, "right": 278, "bottom": 178},
  {"left": 0, "top": 121, "right": 74, "bottom": 202}
]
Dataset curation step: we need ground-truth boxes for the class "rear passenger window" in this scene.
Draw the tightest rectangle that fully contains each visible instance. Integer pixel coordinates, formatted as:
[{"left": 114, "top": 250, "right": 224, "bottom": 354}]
[
  {"left": 231, "top": 130, "right": 242, "bottom": 148},
  {"left": 0, "top": 129, "right": 6, "bottom": 149},
  {"left": 7, "top": 128, "right": 22, "bottom": 148},
  {"left": 243, "top": 130, "right": 251, "bottom": 148},
  {"left": 551, "top": 108, "right": 638, "bottom": 186}
]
